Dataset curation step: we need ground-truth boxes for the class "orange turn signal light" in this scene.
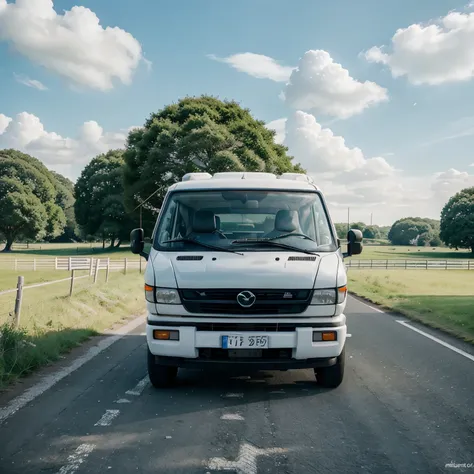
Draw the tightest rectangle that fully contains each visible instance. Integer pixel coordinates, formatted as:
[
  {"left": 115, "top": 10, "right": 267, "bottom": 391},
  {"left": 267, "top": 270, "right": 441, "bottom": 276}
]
[
  {"left": 145, "top": 284, "right": 154, "bottom": 292},
  {"left": 153, "top": 330, "right": 179, "bottom": 341},
  {"left": 322, "top": 332, "right": 337, "bottom": 341}
]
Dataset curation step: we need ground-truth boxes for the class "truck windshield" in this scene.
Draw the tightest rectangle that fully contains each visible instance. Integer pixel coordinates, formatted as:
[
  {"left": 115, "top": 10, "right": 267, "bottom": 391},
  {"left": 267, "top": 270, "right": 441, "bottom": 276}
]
[{"left": 153, "top": 190, "right": 336, "bottom": 253}]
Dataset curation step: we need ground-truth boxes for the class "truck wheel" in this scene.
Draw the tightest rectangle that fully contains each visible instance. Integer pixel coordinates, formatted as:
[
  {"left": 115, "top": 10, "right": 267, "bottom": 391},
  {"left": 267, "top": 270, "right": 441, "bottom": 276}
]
[
  {"left": 147, "top": 348, "right": 178, "bottom": 388},
  {"left": 315, "top": 348, "right": 345, "bottom": 388}
]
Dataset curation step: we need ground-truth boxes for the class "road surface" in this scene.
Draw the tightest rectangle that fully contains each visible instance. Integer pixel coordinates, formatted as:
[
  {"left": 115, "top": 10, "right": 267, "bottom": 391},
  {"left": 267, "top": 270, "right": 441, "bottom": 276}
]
[{"left": 0, "top": 296, "right": 473, "bottom": 473}]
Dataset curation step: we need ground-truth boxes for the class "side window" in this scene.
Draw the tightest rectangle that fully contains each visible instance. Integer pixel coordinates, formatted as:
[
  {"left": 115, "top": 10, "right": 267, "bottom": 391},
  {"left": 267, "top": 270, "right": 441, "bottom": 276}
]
[{"left": 158, "top": 201, "right": 177, "bottom": 243}]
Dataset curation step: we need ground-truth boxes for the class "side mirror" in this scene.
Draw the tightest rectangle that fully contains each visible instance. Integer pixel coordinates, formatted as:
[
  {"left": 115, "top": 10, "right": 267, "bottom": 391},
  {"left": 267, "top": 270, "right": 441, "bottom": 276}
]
[
  {"left": 344, "top": 229, "right": 363, "bottom": 258},
  {"left": 130, "top": 228, "right": 148, "bottom": 259}
]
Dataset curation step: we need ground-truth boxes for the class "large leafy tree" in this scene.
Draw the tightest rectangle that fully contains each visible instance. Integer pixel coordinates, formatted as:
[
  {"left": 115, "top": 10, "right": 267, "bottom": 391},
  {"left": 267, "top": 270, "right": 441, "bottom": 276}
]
[
  {"left": 440, "top": 187, "right": 474, "bottom": 253},
  {"left": 0, "top": 149, "right": 66, "bottom": 251},
  {"left": 388, "top": 217, "right": 440, "bottom": 246},
  {"left": 50, "top": 171, "right": 78, "bottom": 241},
  {"left": 123, "top": 95, "right": 304, "bottom": 232},
  {"left": 74, "top": 150, "right": 133, "bottom": 247}
]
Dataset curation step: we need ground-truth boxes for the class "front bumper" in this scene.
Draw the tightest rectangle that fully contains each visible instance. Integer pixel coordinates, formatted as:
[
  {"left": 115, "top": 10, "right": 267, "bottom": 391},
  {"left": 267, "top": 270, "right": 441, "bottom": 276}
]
[{"left": 146, "top": 315, "right": 346, "bottom": 368}]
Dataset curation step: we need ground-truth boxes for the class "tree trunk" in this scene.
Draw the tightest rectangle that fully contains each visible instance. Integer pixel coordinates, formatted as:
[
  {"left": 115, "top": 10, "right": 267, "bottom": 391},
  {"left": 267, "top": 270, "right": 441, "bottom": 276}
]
[
  {"left": 114, "top": 239, "right": 122, "bottom": 248},
  {"left": 109, "top": 234, "right": 115, "bottom": 248},
  {"left": 102, "top": 233, "right": 105, "bottom": 249},
  {"left": 2, "top": 237, "right": 13, "bottom": 252}
]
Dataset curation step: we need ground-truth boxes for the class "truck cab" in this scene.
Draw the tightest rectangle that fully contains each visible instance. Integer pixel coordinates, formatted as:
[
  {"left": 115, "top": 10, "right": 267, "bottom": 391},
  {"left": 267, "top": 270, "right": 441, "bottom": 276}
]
[{"left": 130, "top": 172, "right": 362, "bottom": 388}]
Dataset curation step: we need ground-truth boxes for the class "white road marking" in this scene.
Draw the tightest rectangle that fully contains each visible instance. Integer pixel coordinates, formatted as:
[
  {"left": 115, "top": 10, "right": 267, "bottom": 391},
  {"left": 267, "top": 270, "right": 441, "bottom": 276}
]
[
  {"left": 221, "top": 413, "right": 244, "bottom": 421},
  {"left": 208, "top": 442, "right": 287, "bottom": 474},
  {"left": 222, "top": 393, "right": 243, "bottom": 398},
  {"left": 396, "top": 320, "right": 474, "bottom": 362},
  {"left": 353, "top": 297, "right": 385, "bottom": 313},
  {"left": 57, "top": 443, "right": 95, "bottom": 474},
  {"left": 94, "top": 409, "right": 120, "bottom": 427},
  {"left": 125, "top": 376, "right": 149, "bottom": 396},
  {"left": 0, "top": 314, "right": 145, "bottom": 424},
  {"left": 115, "top": 398, "right": 131, "bottom": 404}
]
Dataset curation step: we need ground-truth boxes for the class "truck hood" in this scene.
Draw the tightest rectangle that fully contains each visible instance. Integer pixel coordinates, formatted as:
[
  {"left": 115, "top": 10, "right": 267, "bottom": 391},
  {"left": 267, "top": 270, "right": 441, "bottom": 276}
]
[{"left": 160, "top": 251, "right": 327, "bottom": 289}]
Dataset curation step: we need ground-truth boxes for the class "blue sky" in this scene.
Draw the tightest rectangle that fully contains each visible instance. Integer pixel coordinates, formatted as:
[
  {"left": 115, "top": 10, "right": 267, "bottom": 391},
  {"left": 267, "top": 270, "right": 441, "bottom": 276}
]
[{"left": 1, "top": 0, "right": 474, "bottom": 224}]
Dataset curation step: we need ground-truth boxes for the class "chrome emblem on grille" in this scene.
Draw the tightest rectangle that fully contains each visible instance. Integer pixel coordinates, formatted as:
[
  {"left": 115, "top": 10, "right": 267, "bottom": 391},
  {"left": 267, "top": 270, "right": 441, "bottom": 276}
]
[{"left": 237, "top": 290, "right": 256, "bottom": 308}]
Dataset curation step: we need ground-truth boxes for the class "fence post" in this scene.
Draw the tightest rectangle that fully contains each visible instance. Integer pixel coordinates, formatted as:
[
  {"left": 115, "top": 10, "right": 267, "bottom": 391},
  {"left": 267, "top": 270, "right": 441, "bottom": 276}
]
[
  {"left": 106, "top": 258, "right": 110, "bottom": 283},
  {"left": 13, "top": 276, "right": 24, "bottom": 329},
  {"left": 124, "top": 258, "right": 128, "bottom": 275},
  {"left": 89, "top": 258, "right": 94, "bottom": 277},
  {"left": 405, "top": 260, "right": 407, "bottom": 269},
  {"left": 370, "top": 260, "right": 373, "bottom": 268},
  {"left": 386, "top": 259, "right": 388, "bottom": 269},
  {"left": 14, "top": 259, "right": 17, "bottom": 271},
  {"left": 468, "top": 261, "right": 471, "bottom": 271},
  {"left": 426, "top": 260, "right": 428, "bottom": 270},
  {"left": 94, "top": 259, "right": 100, "bottom": 284},
  {"left": 69, "top": 269, "right": 76, "bottom": 296},
  {"left": 68, "top": 257, "right": 72, "bottom": 272},
  {"left": 55, "top": 257, "right": 58, "bottom": 270},
  {"left": 139, "top": 256, "right": 142, "bottom": 274},
  {"left": 33, "top": 258, "right": 36, "bottom": 271}
]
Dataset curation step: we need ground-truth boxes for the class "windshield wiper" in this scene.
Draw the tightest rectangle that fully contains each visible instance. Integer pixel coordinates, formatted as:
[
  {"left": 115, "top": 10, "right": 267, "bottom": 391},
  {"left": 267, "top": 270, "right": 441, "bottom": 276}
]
[
  {"left": 231, "top": 238, "right": 318, "bottom": 255},
  {"left": 266, "top": 232, "right": 318, "bottom": 243},
  {"left": 162, "top": 237, "right": 243, "bottom": 255}
]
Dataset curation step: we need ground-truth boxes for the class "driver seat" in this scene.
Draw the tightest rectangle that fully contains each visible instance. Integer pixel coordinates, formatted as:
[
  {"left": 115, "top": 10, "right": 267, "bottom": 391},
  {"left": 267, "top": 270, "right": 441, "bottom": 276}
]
[
  {"left": 265, "top": 210, "right": 300, "bottom": 239},
  {"left": 188, "top": 210, "right": 225, "bottom": 241}
]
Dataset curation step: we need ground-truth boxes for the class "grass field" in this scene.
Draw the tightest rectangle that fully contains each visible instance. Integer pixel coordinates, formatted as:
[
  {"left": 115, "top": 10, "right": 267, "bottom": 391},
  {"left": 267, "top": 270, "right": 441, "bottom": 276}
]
[
  {"left": 348, "top": 245, "right": 473, "bottom": 260},
  {"left": 0, "top": 270, "right": 73, "bottom": 292},
  {"left": 348, "top": 270, "right": 474, "bottom": 343},
  {"left": 0, "top": 270, "right": 145, "bottom": 387}
]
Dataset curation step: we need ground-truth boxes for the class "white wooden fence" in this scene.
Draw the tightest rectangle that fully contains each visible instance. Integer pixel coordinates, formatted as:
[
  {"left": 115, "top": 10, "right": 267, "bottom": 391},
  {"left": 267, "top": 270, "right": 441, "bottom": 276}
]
[
  {"left": 346, "top": 259, "right": 474, "bottom": 270},
  {"left": 0, "top": 256, "right": 145, "bottom": 273}
]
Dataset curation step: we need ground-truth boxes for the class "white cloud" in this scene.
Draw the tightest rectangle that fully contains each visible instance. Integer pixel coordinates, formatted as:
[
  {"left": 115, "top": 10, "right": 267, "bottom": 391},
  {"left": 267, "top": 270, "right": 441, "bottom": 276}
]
[
  {"left": 266, "top": 118, "right": 286, "bottom": 145},
  {"left": 14, "top": 73, "right": 47, "bottom": 91},
  {"left": 364, "top": 11, "right": 474, "bottom": 85},
  {"left": 283, "top": 111, "right": 395, "bottom": 178},
  {"left": 0, "top": 112, "right": 129, "bottom": 179},
  {"left": 0, "top": 0, "right": 144, "bottom": 91},
  {"left": 284, "top": 50, "right": 388, "bottom": 119},
  {"left": 0, "top": 113, "right": 12, "bottom": 135},
  {"left": 208, "top": 53, "right": 294, "bottom": 82},
  {"left": 266, "top": 110, "right": 474, "bottom": 225}
]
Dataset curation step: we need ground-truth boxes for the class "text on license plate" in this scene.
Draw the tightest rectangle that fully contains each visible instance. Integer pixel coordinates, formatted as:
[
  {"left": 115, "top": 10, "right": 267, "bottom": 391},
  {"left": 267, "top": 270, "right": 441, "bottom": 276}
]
[{"left": 222, "top": 335, "right": 269, "bottom": 349}]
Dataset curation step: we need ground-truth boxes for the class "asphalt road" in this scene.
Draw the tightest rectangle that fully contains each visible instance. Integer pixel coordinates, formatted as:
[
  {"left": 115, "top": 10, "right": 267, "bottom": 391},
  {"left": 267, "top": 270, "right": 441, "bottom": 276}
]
[{"left": 0, "top": 296, "right": 473, "bottom": 474}]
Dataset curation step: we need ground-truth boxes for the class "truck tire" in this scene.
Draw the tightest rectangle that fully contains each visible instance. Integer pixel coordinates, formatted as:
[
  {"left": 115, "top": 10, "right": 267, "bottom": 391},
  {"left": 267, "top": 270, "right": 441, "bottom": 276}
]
[
  {"left": 147, "top": 348, "right": 178, "bottom": 388},
  {"left": 315, "top": 348, "right": 345, "bottom": 388}
]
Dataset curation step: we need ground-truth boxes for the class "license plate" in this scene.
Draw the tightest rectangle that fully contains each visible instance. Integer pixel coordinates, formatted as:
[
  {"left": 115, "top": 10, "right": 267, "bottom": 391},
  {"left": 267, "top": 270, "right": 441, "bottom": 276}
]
[{"left": 222, "top": 335, "right": 269, "bottom": 349}]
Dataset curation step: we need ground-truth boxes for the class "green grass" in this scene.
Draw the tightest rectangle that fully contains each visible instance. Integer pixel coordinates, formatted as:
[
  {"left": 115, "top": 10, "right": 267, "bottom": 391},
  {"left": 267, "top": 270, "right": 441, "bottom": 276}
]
[
  {"left": 0, "top": 270, "right": 73, "bottom": 292},
  {"left": 0, "top": 271, "right": 145, "bottom": 387},
  {"left": 0, "top": 244, "right": 136, "bottom": 258},
  {"left": 348, "top": 270, "right": 474, "bottom": 343},
  {"left": 348, "top": 245, "right": 473, "bottom": 260}
]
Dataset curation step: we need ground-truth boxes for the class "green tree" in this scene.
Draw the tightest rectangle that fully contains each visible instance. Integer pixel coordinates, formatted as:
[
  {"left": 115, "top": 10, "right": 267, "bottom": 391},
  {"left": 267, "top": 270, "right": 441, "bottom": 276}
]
[
  {"left": 0, "top": 149, "right": 66, "bottom": 251},
  {"left": 440, "top": 187, "right": 474, "bottom": 254},
  {"left": 50, "top": 171, "right": 78, "bottom": 242},
  {"left": 363, "top": 225, "right": 381, "bottom": 239},
  {"left": 123, "top": 96, "right": 303, "bottom": 232},
  {"left": 388, "top": 217, "right": 439, "bottom": 246},
  {"left": 75, "top": 150, "right": 132, "bottom": 248}
]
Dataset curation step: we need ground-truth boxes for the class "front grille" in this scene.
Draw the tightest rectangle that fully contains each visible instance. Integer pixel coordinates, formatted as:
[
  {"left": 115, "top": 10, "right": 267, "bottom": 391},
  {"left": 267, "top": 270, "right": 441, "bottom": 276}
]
[
  {"left": 179, "top": 289, "right": 312, "bottom": 315},
  {"left": 195, "top": 323, "right": 296, "bottom": 332},
  {"left": 199, "top": 348, "right": 292, "bottom": 360}
]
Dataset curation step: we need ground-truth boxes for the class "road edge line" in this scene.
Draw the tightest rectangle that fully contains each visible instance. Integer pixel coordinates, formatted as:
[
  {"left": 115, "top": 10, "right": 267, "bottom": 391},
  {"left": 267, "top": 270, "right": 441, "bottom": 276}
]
[
  {"left": 396, "top": 320, "right": 474, "bottom": 362},
  {"left": 0, "top": 313, "right": 145, "bottom": 424}
]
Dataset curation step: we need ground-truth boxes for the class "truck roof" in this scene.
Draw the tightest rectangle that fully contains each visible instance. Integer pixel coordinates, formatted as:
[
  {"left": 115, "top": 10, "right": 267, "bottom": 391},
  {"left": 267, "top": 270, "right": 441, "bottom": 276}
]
[{"left": 168, "top": 172, "right": 320, "bottom": 193}]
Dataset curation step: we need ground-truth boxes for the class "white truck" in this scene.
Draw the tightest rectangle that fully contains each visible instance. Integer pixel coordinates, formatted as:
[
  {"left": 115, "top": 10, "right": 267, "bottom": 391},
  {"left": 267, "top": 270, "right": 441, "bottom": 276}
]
[{"left": 130, "top": 172, "right": 362, "bottom": 389}]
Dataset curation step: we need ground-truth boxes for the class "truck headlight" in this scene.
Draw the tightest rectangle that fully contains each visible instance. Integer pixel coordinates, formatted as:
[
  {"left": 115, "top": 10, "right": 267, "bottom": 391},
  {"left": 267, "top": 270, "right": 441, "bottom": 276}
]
[
  {"left": 144, "top": 285, "right": 181, "bottom": 304},
  {"left": 311, "top": 289, "right": 336, "bottom": 305},
  {"left": 311, "top": 286, "right": 347, "bottom": 305}
]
